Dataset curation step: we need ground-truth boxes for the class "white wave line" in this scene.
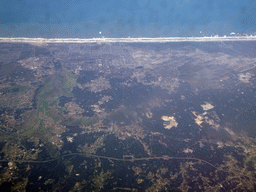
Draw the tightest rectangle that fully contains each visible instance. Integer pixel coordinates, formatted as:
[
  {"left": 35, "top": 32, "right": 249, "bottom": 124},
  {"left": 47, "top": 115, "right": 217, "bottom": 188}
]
[{"left": 1, "top": 36, "right": 256, "bottom": 43}]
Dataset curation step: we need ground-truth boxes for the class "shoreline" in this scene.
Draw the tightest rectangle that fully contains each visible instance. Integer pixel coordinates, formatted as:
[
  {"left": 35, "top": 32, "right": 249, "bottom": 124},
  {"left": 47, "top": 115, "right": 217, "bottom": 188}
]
[{"left": 1, "top": 36, "right": 256, "bottom": 43}]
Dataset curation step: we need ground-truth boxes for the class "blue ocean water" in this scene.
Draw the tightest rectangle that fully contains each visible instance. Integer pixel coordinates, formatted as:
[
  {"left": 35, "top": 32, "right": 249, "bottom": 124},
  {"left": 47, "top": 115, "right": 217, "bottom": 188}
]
[{"left": 0, "top": 0, "right": 255, "bottom": 38}]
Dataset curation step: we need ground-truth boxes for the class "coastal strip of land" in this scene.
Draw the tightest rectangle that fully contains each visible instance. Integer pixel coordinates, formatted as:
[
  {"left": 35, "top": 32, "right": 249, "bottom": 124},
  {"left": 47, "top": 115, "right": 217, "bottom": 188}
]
[{"left": 0, "top": 36, "right": 256, "bottom": 44}]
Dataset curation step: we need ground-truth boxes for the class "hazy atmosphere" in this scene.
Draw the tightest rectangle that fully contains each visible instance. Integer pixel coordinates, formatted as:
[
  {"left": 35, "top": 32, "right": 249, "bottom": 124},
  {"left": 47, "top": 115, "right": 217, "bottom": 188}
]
[{"left": 0, "top": 1, "right": 256, "bottom": 191}]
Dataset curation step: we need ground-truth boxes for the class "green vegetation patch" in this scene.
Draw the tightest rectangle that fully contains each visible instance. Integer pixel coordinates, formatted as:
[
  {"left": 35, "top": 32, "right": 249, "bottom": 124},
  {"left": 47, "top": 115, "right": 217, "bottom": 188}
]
[
  {"left": 35, "top": 73, "right": 69, "bottom": 120},
  {"left": 33, "top": 70, "right": 78, "bottom": 122},
  {"left": 38, "top": 100, "right": 51, "bottom": 116},
  {"left": 20, "top": 111, "right": 42, "bottom": 138},
  {"left": 61, "top": 70, "right": 77, "bottom": 96},
  {"left": 37, "top": 75, "right": 64, "bottom": 104},
  {"left": 49, "top": 96, "right": 59, "bottom": 107},
  {"left": 37, "top": 97, "right": 62, "bottom": 121},
  {"left": 20, "top": 110, "right": 53, "bottom": 143}
]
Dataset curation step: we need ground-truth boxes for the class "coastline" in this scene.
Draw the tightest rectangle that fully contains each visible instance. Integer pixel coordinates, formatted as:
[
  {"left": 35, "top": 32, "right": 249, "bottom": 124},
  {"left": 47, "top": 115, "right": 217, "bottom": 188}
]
[{"left": 1, "top": 36, "right": 256, "bottom": 44}]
